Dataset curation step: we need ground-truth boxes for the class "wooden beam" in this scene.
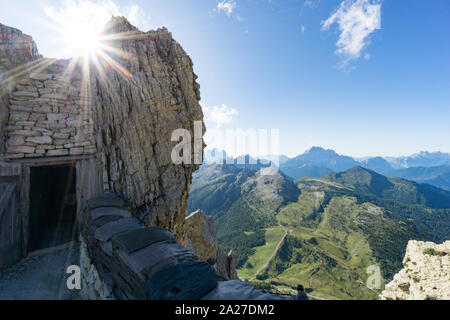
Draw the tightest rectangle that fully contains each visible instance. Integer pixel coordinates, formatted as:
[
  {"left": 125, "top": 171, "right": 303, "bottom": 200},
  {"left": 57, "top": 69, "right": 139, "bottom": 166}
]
[
  {"left": 0, "top": 182, "right": 17, "bottom": 221},
  {"left": 7, "top": 155, "right": 96, "bottom": 166}
]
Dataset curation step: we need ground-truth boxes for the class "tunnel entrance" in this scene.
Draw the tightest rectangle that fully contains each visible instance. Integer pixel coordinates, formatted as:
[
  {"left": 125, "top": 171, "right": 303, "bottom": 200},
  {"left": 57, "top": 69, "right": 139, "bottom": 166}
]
[{"left": 28, "top": 165, "right": 77, "bottom": 252}]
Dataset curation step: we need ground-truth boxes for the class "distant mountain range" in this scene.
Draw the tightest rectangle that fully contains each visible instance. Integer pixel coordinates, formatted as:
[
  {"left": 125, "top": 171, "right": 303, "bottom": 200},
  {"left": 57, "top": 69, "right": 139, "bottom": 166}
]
[
  {"left": 385, "top": 151, "right": 450, "bottom": 169},
  {"left": 388, "top": 166, "right": 450, "bottom": 191},
  {"left": 188, "top": 163, "right": 450, "bottom": 299},
  {"left": 204, "top": 147, "right": 450, "bottom": 190}
]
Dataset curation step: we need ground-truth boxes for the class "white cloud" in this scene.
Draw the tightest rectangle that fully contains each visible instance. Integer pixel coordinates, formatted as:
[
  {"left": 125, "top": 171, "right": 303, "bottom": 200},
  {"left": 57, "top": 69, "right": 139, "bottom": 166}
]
[
  {"left": 124, "top": 4, "right": 151, "bottom": 30},
  {"left": 202, "top": 104, "right": 238, "bottom": 128},
  {"left": 45, "top": 0, "right": 150, "bottom": 35},
  {"left": 322, "top": 0, "right": 381, "bottom": 65},
  {"left": 304, "top": 0, "right": 318, "bottom": 8},
  {"left": 216, "top": 0, "right": 237, "bottom": 17},
  {"left": 301, "top": 25, "right": 306, "bottom": 33}
]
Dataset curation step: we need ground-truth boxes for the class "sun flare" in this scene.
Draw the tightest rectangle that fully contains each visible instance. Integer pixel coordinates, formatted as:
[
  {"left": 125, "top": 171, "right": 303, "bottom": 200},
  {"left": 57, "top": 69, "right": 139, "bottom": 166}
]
[
  {"left": 44, "top": 2, "right": 112, "bottom": 59},
  {"left": 69, "top": 26, "right": 101, "bottom": 57}
]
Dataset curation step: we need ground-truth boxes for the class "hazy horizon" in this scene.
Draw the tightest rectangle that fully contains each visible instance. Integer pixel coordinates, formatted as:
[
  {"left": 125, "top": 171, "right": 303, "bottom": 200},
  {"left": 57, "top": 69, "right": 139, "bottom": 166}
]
[{"left": 204, "top": 145, "right": 450, "bottom": 160}]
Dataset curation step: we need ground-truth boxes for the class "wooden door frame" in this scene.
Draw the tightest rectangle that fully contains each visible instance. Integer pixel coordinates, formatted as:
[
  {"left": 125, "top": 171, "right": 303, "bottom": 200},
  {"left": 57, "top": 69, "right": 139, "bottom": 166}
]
[
  {"left": 7, "top": 155, "right": 96, "bottom": 253},
  {"left": 0, "top": 162, "right": 23, "bottom": 270}
]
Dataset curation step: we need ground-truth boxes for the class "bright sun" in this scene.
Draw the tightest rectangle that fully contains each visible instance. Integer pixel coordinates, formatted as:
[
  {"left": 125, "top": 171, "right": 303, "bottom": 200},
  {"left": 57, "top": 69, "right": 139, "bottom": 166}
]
[
  {"left": 66, "top": 25, "right": 101, "bottom": 58},
  {"left": 43, "top": 3, "right": 135, "bottom": 81},
  {"left": 44, "top": 2, "right": 111, "bottom": 59}
]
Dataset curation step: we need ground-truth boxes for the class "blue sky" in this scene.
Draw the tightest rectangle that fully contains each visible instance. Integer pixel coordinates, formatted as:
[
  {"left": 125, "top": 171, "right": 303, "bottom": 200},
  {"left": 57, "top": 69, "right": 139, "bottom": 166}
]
[{"left": 1, "top": 0, "right": 449, "bottom": 157}]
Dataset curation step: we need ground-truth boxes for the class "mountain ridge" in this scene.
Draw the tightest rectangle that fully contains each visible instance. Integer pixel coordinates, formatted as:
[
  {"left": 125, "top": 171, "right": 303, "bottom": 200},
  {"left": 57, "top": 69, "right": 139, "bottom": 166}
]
[{"left": 323, "top": 166, "right": 450, "bottom": 209}]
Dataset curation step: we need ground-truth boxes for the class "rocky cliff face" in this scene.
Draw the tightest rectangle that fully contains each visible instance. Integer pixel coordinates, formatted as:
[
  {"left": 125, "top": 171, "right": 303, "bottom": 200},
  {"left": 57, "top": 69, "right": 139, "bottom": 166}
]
[
  {"left": 90, "top": 17, "right": 204, "bottom": 241},
  {"left": 0, "top": 23, "right": 40, "bottom": 157},
  {"left": 380, "top": 240, "right": 450, "bottom": 300}
]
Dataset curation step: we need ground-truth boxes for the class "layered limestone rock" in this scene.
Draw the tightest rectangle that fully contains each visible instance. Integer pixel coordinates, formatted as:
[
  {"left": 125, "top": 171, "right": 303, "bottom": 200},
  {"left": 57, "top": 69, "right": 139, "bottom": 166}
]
[
  {"left": 90, "top": 17, "right": 204, "bottom": 240},
  {"left": 185, "top": 210, "right": 238, "bottom": 280},
  {"left": 0, "top": 23, "right": 41, "bottom": 157},
  {"left": 380, "top": 240, "right": 450, "bottom": 300}
]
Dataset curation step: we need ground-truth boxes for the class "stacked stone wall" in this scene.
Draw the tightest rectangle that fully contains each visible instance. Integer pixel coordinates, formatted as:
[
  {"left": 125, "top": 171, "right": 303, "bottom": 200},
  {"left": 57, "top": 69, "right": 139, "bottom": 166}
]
[{"left": 5, "top": 61, "right": 96, "bottom": 159}]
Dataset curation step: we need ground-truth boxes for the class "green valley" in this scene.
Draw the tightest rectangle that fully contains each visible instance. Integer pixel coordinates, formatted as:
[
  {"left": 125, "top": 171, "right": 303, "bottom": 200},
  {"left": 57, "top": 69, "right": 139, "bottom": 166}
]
[{"left": 188, "top": 164, "right": 450, "bottom": 300}]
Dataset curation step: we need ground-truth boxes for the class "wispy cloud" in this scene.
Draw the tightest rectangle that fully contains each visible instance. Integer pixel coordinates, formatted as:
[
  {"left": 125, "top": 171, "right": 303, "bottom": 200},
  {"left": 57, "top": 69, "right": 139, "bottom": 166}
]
[
  {"left": 216, "top": 0, "right": 237, "bottom": 17},
  {"left": 202, "top": 104, "right": 238, "bottom": 128},
  {"left": 304, "top": 0, "right": 319, "bottom": 9},
  {"left": 322, "top": 0, "right": 381, "bottom": 66},
  {"left": 45, "top": 0, "right": 151, "bottom": 34},
  {"left": 301, "top": 25, "right": 306, "bottom": 33}
]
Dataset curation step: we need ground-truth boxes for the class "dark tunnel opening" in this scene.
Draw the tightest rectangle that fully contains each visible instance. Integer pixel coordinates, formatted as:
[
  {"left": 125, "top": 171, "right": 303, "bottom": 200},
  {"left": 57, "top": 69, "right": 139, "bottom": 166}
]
[{"left": 28, "top": 165, "right": 77, "bottom": 252}]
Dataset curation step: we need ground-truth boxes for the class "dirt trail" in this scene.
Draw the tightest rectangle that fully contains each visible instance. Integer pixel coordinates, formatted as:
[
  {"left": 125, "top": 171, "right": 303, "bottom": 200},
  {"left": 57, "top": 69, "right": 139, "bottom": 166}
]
[
  {"left": 346, "top": 241, "right": 362, "bottom": 260},
  {"left": 252, "top": 229, "right": 290, "bottom": 280},
  {"left": 0, "top": 244, "right": 81, "bottom": 300}
]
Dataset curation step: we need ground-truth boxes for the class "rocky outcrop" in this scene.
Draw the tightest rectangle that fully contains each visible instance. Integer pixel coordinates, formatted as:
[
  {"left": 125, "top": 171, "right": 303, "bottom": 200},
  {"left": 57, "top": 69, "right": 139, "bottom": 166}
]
[
  {"left": 0, "top": 23, "right": 41, "bottom": 157},
  {"left": 185, "top": 210, "right": 218, "bottom": 260},
  {"left": 185, "top": 209, "right": 238, "bottom": 280},
  {"left": 0, "top": 23, "right": 40, "bottom": 72},
  {"left": 90, "top": 17, "right": 204, "bottom": 240},
  {"left": 380, "top": 240, "right": 450, "bottom": 300}
]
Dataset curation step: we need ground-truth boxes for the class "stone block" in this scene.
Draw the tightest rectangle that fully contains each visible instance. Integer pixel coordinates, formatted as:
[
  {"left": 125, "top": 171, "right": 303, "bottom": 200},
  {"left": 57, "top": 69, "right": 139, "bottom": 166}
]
[
  {"left": 6, "top": 153, "right": 25, "bottom": 159},
  {"left": 13, "top": 130, "right": 40, "bottom": 136},
  {"left": 12, "top": 91, "right": 39, "bottom": 98},
  {"left": 54, "top": 139, "right": 70, "bottom": 145},
  {"left": 26, "top": 136, "right": 53, "bottom": 144},
  {"left": 16, "top": 121, "right": 35, "bottom": 127},
  {"left": 30, "top": 73, "right": 53, "bottom": 81},
  {"left": 48, "top": 113, "right": 68, "bottom": 121},
  {"left": 41, "top": 93, "right": 68, "bottom": 101},
  {"left": 9, "top": 105, "right": 33, "bottom": 112},
  {"left": 7, "top": 136, "right": 26, "bottom": 146},
  {"left": 53, "top": 133, "right": 70, "bottom": 139},
  {"left": 7, "top": 145, "right": 35, "bottom": 154},
  {"left": 49, "top": 123, "right": 66, "bottom": 129},
  {"left": 33, "top": 106, "right": 52, "bottom": 113},
  {"left": 46, "top": 149, "right": 69, "bottom": 156},
  {"left": 9, "top": 112, "right": 29, "bottom": 121},
  {"left": 70, "top": 147, "right": 84, "bottom": 155}
]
